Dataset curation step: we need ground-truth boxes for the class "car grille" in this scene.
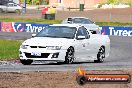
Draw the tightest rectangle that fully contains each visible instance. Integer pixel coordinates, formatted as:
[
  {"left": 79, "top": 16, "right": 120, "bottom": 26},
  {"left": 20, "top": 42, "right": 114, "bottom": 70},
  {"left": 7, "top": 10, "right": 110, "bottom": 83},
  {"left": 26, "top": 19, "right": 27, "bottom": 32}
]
[
  {"left": 30, "top": 46, "right": 37, "bottom": 48},
  {"left": 30, "top": 46, "right": 46, "bottom": 48},
  {"left": 25, "top": 53, "right": 50, "bottom": 58}
]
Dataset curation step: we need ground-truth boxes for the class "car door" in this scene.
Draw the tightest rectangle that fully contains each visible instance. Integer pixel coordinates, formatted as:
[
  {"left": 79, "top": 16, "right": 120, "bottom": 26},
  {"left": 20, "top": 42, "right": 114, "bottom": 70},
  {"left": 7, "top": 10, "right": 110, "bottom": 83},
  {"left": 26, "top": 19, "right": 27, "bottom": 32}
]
[
  {"left": 86, "top": 30, "right": 100, "bottom": 59},
  {"left": 74, "top": 26, "right": 90, "bottom": 61}
]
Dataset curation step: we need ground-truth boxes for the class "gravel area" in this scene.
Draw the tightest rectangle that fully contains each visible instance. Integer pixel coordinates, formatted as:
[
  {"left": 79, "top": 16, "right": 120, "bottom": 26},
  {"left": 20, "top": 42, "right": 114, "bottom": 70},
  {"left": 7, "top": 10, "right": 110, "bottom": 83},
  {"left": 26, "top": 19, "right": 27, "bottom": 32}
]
[{"left": 0, "top": 70, "right": 131, "bottom": 88}]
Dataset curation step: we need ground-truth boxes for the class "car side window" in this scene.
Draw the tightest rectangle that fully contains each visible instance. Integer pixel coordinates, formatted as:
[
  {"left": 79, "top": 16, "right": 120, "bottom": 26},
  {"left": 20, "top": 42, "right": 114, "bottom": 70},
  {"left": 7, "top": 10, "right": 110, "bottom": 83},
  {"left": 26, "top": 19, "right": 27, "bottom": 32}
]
[
  {"left": 87, "top": 19, "right": 94, "bottom": 24},
  {"left": 8, "top": 3, "right": 14, "bottom": 7},
  {"left": 14, "top": 4, "right": 17, "bottom": 6},
  {"left": 73, "top": 18, "right": 94, "bottom": 24},
  {"left": 82, "top": 19, "right": 92, "bottom": 24},
  {"left": 76, "top": 27, "right": 89, "bottom": 39}
]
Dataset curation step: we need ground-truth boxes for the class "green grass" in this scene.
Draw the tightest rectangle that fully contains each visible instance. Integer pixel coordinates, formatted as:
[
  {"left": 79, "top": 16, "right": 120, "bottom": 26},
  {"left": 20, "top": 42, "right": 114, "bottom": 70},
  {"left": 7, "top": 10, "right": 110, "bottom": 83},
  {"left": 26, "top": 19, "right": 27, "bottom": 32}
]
[
  {"left": 0, "top": 18, "right": 62, "bottom": 24},
  {"left": 0, "top": 40, "right": 21, "bottom": 60},
  {"left": 96, "top": 22, "right": 132, "bottom": 26}
]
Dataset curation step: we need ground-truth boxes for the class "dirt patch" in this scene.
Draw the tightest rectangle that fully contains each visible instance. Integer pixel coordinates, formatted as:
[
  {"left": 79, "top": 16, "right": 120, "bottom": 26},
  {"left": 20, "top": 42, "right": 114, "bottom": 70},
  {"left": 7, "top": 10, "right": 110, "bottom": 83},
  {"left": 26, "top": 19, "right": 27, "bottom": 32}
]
[
  {"left": 0, "top": 70, "right": 131, "bottom": 88},
  {"left": 0, "top": 7, "right": 132, "bottom": 23},
  {"left": 56, "top": 8, "right": 132, "bottom": 22},
  {"left": 0, "top": 8, "right": 132, "bottom": 23}
]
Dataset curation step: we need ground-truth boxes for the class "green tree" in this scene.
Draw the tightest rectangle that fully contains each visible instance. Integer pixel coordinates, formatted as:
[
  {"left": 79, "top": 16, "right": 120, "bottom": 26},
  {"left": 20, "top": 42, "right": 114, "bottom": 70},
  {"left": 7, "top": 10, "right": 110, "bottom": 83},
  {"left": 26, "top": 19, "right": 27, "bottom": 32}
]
[
  {"left": 20, "top": 0, "right": 41, "bottom": 5},
  {"left": 31, "top": 0, "right": 40, "bottom": 5},
  {"left": 108, "top": 0, "right": 119, "bottom": 4}
]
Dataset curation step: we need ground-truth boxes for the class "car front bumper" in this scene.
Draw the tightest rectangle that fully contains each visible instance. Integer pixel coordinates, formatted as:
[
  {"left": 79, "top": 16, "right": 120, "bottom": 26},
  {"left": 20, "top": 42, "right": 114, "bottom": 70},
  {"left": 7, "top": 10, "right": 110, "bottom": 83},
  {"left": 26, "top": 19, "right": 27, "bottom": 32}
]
[{"left": 19, "top": 48, "right": 67, "bottom": 62}]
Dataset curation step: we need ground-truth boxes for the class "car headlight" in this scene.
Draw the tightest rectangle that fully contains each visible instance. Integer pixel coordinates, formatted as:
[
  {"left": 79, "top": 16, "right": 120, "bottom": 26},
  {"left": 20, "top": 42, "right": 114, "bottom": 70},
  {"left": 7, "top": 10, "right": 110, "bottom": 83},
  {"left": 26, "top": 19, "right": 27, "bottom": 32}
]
[
  {"left": 20, "top": 45, "right": 29, "bottom": 49},
  {"left": 46, "top": 46, "right": 62, "bottom": 50}
]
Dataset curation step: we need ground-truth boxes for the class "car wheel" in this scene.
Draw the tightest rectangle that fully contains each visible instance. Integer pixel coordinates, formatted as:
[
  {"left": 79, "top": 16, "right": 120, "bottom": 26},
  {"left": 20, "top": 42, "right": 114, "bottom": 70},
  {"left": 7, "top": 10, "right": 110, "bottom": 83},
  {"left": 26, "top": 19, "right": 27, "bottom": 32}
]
[
  {"left": 94, "top": 46, "right": 105, "bottom": 63},
  {"left": 15, "top": 9, "right": 20, "bottom": 14},
  {"left": 65, "top": 47, "right": 74, "bottom": 64},
  {"left": 20, "top": 59, "right": 33, "bottom": 65},
  {"left": 76, "top": 76, "right": 87, "bottom": 85}
]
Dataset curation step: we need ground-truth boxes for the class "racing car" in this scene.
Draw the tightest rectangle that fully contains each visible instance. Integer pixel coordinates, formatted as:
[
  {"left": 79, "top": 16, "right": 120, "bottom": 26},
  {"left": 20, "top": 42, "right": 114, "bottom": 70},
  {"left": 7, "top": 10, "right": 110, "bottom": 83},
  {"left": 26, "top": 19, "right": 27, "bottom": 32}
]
[
  {"left": 19, "top": 24, "right": 110, "bottom": 65},
  {"left": 61, "top": 17, "right": 101, "bottom": 34}
]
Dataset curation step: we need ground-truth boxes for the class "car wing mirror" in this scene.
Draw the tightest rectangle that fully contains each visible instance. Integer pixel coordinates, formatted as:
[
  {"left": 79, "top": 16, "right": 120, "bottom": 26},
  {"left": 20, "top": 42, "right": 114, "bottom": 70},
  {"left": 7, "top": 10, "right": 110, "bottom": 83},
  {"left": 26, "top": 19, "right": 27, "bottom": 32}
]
[
  {"left": 76, "top": 36, "right": 85, "bottom": 40},
  {"left": 32, "top": 34, "right": 36, "bottom": 37}
]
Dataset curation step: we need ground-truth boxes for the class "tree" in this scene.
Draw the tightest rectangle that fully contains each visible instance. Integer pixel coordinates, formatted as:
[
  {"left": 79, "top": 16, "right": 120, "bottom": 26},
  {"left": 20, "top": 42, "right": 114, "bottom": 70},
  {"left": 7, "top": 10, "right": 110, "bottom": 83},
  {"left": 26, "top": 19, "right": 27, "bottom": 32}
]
[
  {"left": 32, "top": 0, "right": 41, "bottom": 5},
  {"left": 20, "top": 0, "right": 41, "bottom": 5},
  {"left": 108, "top": 0, "right": 119, "bottom": 4}
]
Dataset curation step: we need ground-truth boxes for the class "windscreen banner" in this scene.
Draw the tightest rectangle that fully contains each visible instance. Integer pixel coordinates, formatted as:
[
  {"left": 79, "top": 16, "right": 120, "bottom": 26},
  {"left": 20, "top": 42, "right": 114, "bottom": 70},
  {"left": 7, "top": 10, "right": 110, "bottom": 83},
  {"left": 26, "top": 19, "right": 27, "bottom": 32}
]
[
  {"left": 101, "top": 26, "right": 132, "bottom": 36},
  {"left": 1, "top": 22, "right": 49, "bottom": 33}
]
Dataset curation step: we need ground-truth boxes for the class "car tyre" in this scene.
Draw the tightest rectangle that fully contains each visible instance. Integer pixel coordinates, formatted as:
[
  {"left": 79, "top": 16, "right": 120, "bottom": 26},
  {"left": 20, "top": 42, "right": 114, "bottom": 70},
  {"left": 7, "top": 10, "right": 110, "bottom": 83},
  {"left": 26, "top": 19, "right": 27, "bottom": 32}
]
[
  {"left": 65, "top": 47, "right": 74, "bottom": 64},
  {"left": 20, "top": 59, "right": 33, "bottom": 65},
  {"left": 94, "top": 46, "right": 105, "bottom": 63},
  {"left": 15, "top": 9, "right": 21, "bottom": 14},
  {"left": 76, "top": 76, "right": 87, "bottom": 85}
]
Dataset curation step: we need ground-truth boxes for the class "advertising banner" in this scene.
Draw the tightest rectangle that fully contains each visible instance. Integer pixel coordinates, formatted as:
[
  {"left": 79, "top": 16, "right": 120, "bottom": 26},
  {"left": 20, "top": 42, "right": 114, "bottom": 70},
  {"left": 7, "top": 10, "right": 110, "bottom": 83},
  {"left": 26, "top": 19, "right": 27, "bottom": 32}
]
[
  {"left": 13, "top": 22, "right": 49, "bottom": 32},
  {"left": 101, "top": 26, "right": 132, "bottom": 36},
  {"left": 1, "top": 22, "right": 132, "bottom": 37},
  {"left": 1, "top": 22, "right": 49, "bottom": 33},
  {"left": 1, "top": 22, "right": 15, "bottom": 32}
]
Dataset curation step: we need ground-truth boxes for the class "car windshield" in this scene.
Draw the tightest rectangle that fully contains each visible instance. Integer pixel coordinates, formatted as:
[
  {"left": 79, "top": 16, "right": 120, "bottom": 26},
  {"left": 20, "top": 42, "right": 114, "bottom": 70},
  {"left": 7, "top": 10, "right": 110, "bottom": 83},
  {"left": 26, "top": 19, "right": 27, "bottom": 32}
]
[
  {"left": 72, "top": 18, "right": 94, "bottom": 24},
  {"left": 36, "top": 26, "right": 77, "bottom": 39}
]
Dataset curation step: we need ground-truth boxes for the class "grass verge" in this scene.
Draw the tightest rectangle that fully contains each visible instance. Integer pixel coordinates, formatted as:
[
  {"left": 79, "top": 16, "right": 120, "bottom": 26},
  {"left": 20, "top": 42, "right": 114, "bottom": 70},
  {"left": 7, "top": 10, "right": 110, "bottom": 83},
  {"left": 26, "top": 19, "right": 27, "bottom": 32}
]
[
  {"left": 0, "top": 18, "right": 62, "bottom": 24},
  {"left": 96, "top": 22, "right": 132, "bottom": 26},
  {"left": 0, "top": 18, "right": 132, "bottom": 26},
  {"left": 0, "top": 40, "right": 21, "bottom": 60}
]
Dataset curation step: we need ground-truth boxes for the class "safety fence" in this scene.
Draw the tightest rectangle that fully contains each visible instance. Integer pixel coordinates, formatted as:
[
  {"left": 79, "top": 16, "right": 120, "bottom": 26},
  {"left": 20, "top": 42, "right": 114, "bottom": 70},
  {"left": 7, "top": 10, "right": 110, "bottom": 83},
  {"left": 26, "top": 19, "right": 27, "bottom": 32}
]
[{"left": 0, "top": 22, "right": 132, "bottom": 36}]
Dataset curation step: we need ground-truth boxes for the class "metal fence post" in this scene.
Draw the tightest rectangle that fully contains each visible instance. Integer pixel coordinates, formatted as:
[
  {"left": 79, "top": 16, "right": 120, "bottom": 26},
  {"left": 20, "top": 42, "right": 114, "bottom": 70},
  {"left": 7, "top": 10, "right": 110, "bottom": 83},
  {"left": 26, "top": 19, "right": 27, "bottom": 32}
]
[{"left": 24, "top": 0, "right": 26, "bottom": 13}]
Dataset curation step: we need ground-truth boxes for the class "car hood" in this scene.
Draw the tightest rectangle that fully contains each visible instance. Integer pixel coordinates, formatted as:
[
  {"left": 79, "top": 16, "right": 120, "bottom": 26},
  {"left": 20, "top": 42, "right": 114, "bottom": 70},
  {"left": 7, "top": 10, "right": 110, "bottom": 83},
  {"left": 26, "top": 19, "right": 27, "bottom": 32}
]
[{"left": 22, "top": 37, "right": 75, "bottom": 47}]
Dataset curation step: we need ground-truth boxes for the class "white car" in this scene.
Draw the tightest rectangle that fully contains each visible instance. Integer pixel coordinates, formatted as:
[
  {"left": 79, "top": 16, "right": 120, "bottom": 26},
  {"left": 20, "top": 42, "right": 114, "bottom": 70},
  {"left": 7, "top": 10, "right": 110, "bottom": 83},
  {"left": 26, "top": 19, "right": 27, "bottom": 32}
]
[
  {"left": 61, "top": 17, "right": 101, "bottom": 34},
  {"left": 19, "top": 24, "right": 110, "bottom": 65},
  {"left": 0, "top": 2, "right": 22, "bottom": 13}
]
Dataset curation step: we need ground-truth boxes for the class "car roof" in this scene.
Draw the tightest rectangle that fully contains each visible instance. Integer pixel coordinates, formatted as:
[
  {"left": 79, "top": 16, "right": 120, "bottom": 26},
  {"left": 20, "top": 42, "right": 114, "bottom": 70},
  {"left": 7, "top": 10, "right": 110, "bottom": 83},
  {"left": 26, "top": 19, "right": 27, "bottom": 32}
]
[
  {"left": 50, "top": 24, "right": 82, "bottom": 28},
  {"left": 66, "top": 17, "right": 90, "bottom": 19}
]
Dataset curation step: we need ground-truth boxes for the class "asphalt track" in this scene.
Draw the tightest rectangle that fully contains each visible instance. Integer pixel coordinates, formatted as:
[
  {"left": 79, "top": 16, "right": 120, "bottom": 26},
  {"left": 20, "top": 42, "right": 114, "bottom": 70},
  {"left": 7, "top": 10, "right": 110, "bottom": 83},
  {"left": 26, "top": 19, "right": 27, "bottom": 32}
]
[{"left": 0, "top": 32, "right": 132, "bottom": 72}]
